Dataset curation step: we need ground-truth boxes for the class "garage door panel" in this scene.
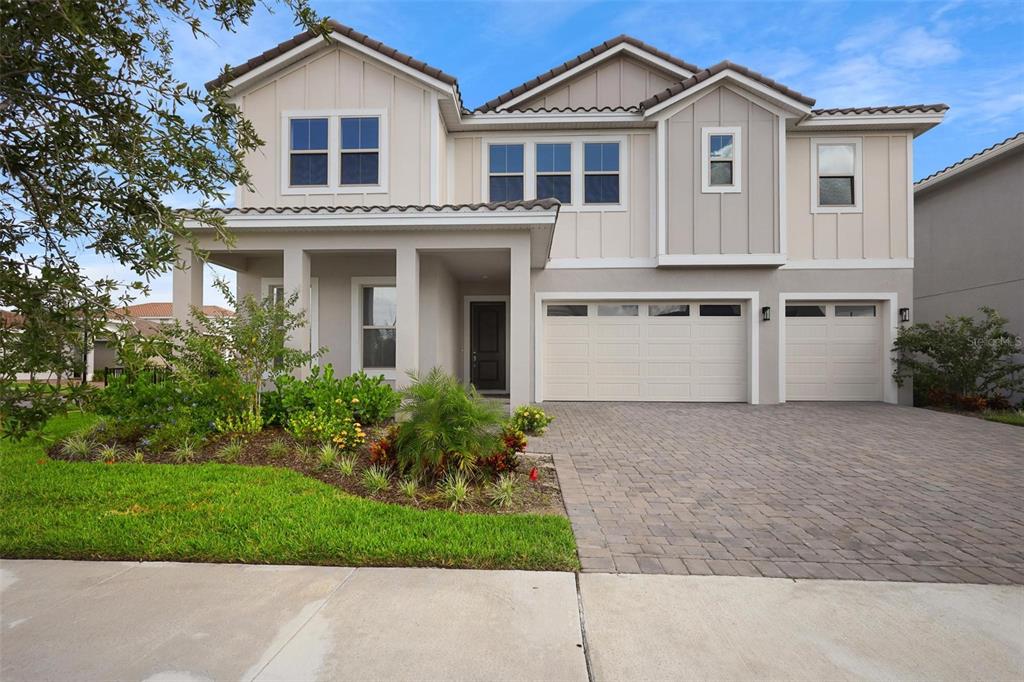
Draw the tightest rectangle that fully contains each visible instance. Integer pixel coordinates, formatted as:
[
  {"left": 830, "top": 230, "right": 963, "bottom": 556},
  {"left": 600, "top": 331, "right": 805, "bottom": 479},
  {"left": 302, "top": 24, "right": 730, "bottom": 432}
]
[
  {"left": 786, "top": 300, "right": 884, "bottom": 402},
  {"left": 543, "top": 300, "right": 747, "bottom": 402}
]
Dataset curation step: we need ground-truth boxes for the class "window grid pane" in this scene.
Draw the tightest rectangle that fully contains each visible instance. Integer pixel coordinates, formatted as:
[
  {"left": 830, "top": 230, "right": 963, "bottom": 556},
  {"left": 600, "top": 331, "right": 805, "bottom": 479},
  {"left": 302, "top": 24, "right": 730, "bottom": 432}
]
[
  {"left": 786, "top": 305, "right": 826, "bottom": 318},
  {"left": 709, "top": 134, "right": 734, "bottom": 160},
  {"left": 699, "top": 304, "right": 742, "bottom": 317},
  {"left": 536, "top": 174, "right": 571, "bottom": 203},
  {"left": 597, "top": 304, "right": 638, "bottom": 317},
  {"left": 362, "top": 287, "right": 397, "bottom": 327},
  {"left": 536, "top": 143, "right": 571, "bottom": 173},
  {"left": 835, "top": 304, "right": 876, "bottom": 317},
  {"left": 362, "top": 329, "right": 396, "bottom": 368},
  {"left": 649, "top": 304, "right": 690, "bottom": 317},
  {"left": 710, "top": 160, "right": 733, "bottom": 186},
  {"left": 341, "top": 152, "right": 379, "bottom": 185},
  {"left": 584, "top": 174, "right": 619, "bottom": 204},
  {"left": 584, "top": 142, "right": 619, "bottom": 172},
  {"left": 489, "top": 144, "right": 524, "bottom": 173},
  {"left": 819, "top": 177, "right": 854, "bottom": 206},
  {"left": 341, "top": 117, "right": 379, "bottom": 150},
  {"left": 546, "top": 304, "right": 588, "bottom": 317},
  {"left": 290, "top": 118, "right": 328, "bottom": 151},
  {"left": 818, "top": 144, "right": 855, "bottom": 175},
  {"left": 290, "top": 153, "right": 328, "bottom": 186},
  {"left": 490, "top": 175, "right": 524, "bottom": 202}
]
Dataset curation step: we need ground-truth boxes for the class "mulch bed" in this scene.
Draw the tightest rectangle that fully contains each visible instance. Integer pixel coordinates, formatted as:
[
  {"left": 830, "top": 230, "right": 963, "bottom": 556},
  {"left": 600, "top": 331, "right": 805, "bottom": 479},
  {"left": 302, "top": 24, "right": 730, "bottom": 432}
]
[{"left": 48, "top": 426, "right": 566, "bottom": 516}]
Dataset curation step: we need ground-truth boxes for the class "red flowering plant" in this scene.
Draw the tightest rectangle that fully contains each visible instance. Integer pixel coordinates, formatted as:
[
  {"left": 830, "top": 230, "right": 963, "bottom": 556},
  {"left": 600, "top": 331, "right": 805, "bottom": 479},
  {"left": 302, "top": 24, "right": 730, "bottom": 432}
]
[
  {"left": 480, "top": 424, "right": 527, "bottom": 477},
  {"left": 368, "top": 424, "right": 399, "bottom": 466}
]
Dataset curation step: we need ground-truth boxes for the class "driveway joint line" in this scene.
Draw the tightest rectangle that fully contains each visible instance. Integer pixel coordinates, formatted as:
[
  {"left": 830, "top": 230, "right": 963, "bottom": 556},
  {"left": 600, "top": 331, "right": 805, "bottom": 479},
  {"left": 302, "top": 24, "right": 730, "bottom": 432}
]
[{"left": 574, "top": 572, "right": 596, "bottom": 682}]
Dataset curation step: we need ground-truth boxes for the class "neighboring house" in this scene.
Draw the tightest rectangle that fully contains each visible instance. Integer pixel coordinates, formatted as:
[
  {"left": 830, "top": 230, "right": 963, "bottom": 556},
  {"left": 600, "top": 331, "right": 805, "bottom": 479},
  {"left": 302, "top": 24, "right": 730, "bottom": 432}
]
[
  {"left": 174, "top": 21, "right": 947, "bottom": 406},
  {"left": 913, "top": 133, "right": 1024, "bottom": 392},
  {"left": 119, "top": 302, "right": 234, "bottom": 326}
]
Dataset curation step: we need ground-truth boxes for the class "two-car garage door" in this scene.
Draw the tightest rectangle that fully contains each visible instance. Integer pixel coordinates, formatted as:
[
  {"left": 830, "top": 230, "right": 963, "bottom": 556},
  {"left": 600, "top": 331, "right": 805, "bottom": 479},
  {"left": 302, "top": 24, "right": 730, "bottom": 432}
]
[{"left": 542, "top": 301, "right": 747, "bottom": 402}]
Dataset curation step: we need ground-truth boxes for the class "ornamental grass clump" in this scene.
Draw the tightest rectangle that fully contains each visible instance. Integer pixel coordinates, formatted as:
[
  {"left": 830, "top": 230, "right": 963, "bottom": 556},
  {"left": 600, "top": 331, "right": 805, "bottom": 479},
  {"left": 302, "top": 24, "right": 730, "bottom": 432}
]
[
  {"left": 438, "top": 471, "right": 470, "bottom": 510},
  {"left": 172, "top": 439, "right": 198, "bottom": 464},
  {"left": 334, "top": 454, "right": 356, "bottom": 477},
  {"left": 218, "top": 439, "right": 243, "bottom": 463},
  {"left": 398, "top": 477, "right": 418, "bottom": 500},
  {"left": 95, "top": 444, "right": 122, "bottom": 464},
  {"left": 394, "top": 368, "right": 505, "bottom": 480},
  {"left": 361, "top": 464, "right": 391, "bottom": 494},
  {"left": 488, "top": 472, "right": 519, "bottom": 508},
  {"left": 60, "top": 434, "right": 94, "bottom": 461},
  {"left": 318, "top": 443, "right": 339, "bottom": 470},
  {"left": 266, "top": 439, "right": 289, "bottom": 460}
]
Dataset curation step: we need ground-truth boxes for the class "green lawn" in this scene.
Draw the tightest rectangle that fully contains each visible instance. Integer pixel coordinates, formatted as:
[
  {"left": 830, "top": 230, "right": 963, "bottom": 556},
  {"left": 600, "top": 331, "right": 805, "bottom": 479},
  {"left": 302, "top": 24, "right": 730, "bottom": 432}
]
[
  {"left": 983, "top": 410, "right": 1024, "bottom": 427},
  {"left": 0, "top": 414, "right": 578, "bottom": 571}
]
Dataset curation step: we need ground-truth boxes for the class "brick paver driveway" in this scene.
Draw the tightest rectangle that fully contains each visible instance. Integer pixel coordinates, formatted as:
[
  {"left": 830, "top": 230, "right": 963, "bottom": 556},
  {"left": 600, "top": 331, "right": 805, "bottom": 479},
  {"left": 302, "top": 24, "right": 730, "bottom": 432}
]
[{"left": 530, "top": 403, "right": 1024, "bottom": 583}]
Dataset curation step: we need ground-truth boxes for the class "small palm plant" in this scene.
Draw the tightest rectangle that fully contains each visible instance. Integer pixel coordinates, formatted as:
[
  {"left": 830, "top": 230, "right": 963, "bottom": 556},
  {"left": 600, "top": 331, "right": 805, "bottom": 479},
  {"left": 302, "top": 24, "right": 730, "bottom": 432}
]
[
  {"left": 488, "top": 472, "right": 519, "bottom": 508},
  {"left": 361, "top": 464, "right": 391, "bottom": 494},
  {"left": 438, "top": 471, "right": 470, "bottom": 510},
  {"left": 60, "top": 434, "right": 94, "bottom": 461}
]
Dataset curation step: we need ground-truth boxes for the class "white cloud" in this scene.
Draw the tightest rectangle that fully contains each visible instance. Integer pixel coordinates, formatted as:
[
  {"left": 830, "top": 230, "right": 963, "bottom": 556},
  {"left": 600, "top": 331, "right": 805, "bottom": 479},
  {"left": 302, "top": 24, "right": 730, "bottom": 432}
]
[{"left": 883, "top": 26, "right": 961, "bottom": 67}]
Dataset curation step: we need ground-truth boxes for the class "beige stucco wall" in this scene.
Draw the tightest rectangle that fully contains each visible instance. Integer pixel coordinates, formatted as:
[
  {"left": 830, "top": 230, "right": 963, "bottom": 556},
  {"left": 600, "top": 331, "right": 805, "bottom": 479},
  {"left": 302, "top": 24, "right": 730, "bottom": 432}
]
[
  {"left": 787, "top": 133, "right": 910, "bottom": 261},
  {"left": 514, "top": 56, "right": 676, "bottom": 110},
  {"left": 235, "top": 45, "right": 435, "bottom": 208},
  {"left": 419, "top": 255, "right": 461, "bottom": 378},
  {"left": 450, "top": 132, "right": 654, "bottom": 259},
  {"left": 664, "top": 87, "right": 779, "bottom": 255}
]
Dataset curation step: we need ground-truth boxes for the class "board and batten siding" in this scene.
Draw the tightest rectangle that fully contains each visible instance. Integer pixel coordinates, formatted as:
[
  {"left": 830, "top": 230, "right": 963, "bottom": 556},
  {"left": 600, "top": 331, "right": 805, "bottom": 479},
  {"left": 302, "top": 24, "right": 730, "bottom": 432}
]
[
  {"left": 450, "top": 133, "right": 654, "bottom": 260},
  {"left": 664, "top": 87, "right": 780, "bottom": 255},
  {"left": 787, "top": 133, "right": 910, "bottom": 260},
  {"left": 515, "top": 57, "right": 676, "bottom": 110},
  {"left": 236, "top": 45, "right": 435, "bottom": 208}
]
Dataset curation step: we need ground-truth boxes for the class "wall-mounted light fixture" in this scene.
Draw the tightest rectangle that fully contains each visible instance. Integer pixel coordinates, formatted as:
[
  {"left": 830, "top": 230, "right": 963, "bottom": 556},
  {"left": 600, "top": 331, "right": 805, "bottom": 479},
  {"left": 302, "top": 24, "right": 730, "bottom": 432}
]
[
  {"left": 761, "top": 306, "right": 771, "bottom": 322},
  {"left": 899, "top": 307, "right": 911, "bottom": 323}
]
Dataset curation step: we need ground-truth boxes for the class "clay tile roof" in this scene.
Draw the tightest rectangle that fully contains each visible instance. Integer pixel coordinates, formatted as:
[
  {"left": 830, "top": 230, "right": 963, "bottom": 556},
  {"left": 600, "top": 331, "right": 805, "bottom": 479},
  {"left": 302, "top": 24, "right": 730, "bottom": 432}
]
[
  {"left": 475, "top": 105, "right": 641, "bottom": 115},
  {"left": 811, "top": 103, "right": 949, "bottom": 116},
  {"left": 474, "top": 35, "right": 700, "bottom": 113},
  {"left": 205, "top": 198, "right": 562, "bottom": 215},
  {"left": 1, "top": 310, "right": 24, "bottom": 328},
  {"left": 205, "top": 18, "right": 458, "bottom": 91},
  {"left": 638, "top": 60, "right": 816, "bottom": 110},
  {"left": 120, "top": 303, "right": 234, "bottom": 318},
  {"left": 915, "top": 131, "right": 1024, "bottom": 189}
]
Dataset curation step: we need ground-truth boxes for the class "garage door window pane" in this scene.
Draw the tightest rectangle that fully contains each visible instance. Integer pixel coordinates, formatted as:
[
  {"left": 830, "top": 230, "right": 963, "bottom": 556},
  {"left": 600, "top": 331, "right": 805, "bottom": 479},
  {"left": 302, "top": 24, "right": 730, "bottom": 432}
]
[
  {"left": 649, "top": 304, "right": 690, "bottom": 317},
  {"left": 597, "top": 304, "right": 638, "bottom": 317},
  {"left": 786, "top": 305, "right": 826, "bottom": 317},
  {"left": 835, "top": 304, "right": 876, "bottom": 317},
  {"left": 700, "top": 304, "right": 741, "bottom": 316},
  {"left": 547, "top": 304, "right": 588, "bottom": 317}
]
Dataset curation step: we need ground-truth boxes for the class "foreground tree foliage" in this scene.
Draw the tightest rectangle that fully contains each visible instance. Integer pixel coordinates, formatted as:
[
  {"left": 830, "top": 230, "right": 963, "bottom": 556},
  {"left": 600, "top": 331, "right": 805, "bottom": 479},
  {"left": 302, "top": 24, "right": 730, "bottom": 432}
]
[
  {"left": 893, "top": 307, "right": 1024, "bottom": 409},
  {"left": 0, "top": 0, "right": 326, "bottom": 436}
]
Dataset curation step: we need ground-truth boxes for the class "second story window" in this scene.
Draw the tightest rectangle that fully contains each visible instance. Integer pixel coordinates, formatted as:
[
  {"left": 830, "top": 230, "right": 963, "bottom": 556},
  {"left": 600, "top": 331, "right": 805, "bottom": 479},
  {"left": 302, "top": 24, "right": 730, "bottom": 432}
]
[
  {"left": 341, "top": 117, "right": 380, "bottom": 185},
  {"left": 701, "top": 126, "right": 741, "bottom": 193},
  {"left": 812, "top": 138, "right": 862, "bottom": 213},
  {"left": 489, "top": 144, "right": 524, "bottom": 202},
  {"left": 536, "top": 143, "right": 571, "bottom": 203},
  {"left": 289, "top": 118, "right": 328, "bottom": 186},
  {"left": 583, "top": 142, "right": 619, "bottom": 204}
]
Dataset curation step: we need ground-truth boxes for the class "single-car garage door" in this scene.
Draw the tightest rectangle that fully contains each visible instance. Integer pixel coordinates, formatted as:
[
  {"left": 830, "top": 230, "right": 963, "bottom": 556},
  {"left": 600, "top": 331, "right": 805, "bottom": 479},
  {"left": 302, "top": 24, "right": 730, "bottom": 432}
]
[
  {"left": 543, "top": 301, "right": 747, "bottom": 401},
  {"left": 785, "top": 301, "right": 883, "bottom": 401}
]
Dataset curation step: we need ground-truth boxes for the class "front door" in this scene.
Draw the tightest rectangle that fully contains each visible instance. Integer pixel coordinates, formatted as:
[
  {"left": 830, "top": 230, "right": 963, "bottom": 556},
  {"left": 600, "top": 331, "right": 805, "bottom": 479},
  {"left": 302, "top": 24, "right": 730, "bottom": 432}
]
[{"left": 470, "top": 301, "right": 506, "bottom": 391}]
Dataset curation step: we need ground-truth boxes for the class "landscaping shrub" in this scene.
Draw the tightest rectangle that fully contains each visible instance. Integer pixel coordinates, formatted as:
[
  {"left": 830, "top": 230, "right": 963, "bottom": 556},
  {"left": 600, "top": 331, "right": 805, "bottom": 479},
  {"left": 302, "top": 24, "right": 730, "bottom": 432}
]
[
  {"left": 480, "top": 425, "right": 527, "bottom": 476},
  {"left": 393, "top": 368, "right": 505, "bottom": 479},
  {"left": 265, "top": 366, "right": 400, "bottom": 428},
  {"left": 893, "top": 307, "right": 1023, "bottom": 409},
  {"left": 509, "top": 405, "right": 554, "bottom": 435}
]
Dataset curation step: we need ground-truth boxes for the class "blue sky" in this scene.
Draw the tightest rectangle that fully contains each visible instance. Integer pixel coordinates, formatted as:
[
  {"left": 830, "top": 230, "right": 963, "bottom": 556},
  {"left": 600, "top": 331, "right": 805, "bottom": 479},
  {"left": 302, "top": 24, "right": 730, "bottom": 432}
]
[{"left": 104, "top": 0, "right": 1024, "bottom": 303}]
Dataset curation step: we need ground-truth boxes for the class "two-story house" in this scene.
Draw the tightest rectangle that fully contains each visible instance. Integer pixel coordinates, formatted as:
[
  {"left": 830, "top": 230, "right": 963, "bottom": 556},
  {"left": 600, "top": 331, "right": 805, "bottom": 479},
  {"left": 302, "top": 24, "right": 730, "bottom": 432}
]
[{"left": 174, "top": 21, "right": 946, "bottom": 407}]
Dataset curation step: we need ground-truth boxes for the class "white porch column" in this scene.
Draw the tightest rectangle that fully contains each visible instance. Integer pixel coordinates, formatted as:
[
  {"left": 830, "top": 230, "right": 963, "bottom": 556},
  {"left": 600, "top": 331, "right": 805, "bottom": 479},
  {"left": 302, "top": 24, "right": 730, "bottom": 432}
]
[
  {"left": 509, "top": 234, "right": 531, "bottom": 407},
  {"left": 236, "top": 268, "right": 261, "bottom": 302},
  {"left": 395, "top": 246, "right": 420, "bottom": 387},
  {"left": 172, "top": 249, "right": 203, "bottom": 324},
  {"left": 283, "top": 247, "right": 311, "bottom": 378}
]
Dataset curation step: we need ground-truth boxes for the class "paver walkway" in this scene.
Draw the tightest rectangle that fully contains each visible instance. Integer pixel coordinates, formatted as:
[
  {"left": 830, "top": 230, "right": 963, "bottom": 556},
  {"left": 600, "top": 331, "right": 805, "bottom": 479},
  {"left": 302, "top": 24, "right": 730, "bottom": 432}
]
[{"left": 531, "top": 402, "right": 1024, "bottom": 582}]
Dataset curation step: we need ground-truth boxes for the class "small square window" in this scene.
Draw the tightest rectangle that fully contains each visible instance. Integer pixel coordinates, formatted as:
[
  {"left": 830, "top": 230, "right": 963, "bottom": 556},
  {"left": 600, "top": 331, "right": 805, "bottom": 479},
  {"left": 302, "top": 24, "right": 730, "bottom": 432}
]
[
  {"left": 700, "top": 304, "right": 741, "bottom": 317},
  {"left": 814, "top": 141, "right": 859, "bottom": 210},
  {"left": 703, "top": 128, "right": 740, "bottom": 192},
  {"left": 786, "top": 305, "right": 826, "bottom": 318},
  {"left": 597, "top": 304, "right": 638, "bottom": 317},
  {"left": 649, "top": 304, "right": 690, "bottom": 317},
  {"left": 547, "top": 304, "right": 588, "bottom": 317},
  {"left": 835, "top": 304, "right": 876, "bottom": 317}
]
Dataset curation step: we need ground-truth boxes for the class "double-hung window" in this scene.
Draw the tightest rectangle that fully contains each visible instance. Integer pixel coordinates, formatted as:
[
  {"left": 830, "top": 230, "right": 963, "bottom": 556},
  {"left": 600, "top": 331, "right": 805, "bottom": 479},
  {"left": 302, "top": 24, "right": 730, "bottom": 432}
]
[
  {"left": 289, "top": 118, "right": 329, "bottom": 186},
  {"left": 489, "top": 144, "right": 524, "bottom": 201},
  {"left": 812, "top": 138, "right": 862, "bottom": 212},
  {"left": 341, "top": 117, "right": 380, "bottom": 185},
  {"left": 583, "top": 142, "right": 620, "bottom": 204},
  {"left": 361, "top": 285, "right": 396, "bottom": 369},
  {"left": 536, "top": 143, "right": 571, "bottom": 203},
  {"left": 701, "top": 126, "right": 741, "bottom": 193}
]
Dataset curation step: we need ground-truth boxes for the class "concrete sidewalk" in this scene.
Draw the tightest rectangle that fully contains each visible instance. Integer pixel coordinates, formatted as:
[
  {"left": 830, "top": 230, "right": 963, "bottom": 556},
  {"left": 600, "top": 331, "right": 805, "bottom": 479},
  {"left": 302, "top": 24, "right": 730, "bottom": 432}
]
[{"left": 1, "top": 560, "right": 1022, "bottom": 681}]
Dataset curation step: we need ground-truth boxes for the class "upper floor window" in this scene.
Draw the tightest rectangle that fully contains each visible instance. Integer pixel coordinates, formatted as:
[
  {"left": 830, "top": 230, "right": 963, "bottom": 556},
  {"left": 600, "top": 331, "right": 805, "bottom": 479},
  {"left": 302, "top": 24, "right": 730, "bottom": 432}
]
[
  {"left": 282, "top": 110, "right": 388, "bottom": 194},
  {"left": 811, "top": 138, "right": 862, "bottom": 213},
  {"left": 289, "top": 118, "right": 329, "bottom": 186},
  {"left": 701, "top": 126, "right": 741, "bottom": 193},
  {"left": 536, "top": 143, "right": 571, "bottom": 204},
  {"left": 489, "top": 144, "right": 524, "bottom": 202},
  {"left": 583, "top": 142, "right": 619, "bottom": 204},
  {"left": 340, "top": 117, "right": 380, "bottom": 185}
]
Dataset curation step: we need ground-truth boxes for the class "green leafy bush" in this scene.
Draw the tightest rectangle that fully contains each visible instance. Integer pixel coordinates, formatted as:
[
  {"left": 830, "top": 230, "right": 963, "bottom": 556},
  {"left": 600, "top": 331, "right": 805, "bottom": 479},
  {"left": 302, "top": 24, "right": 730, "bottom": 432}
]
[
  {"left": 509, "top": 405, "right": 554, "bottom": 435},
  {"left": 286, "top": 408, "right": 365, "bottom": 451},
  {"left": 265, "top": 366, "right": 399, "bottom": 428},
  {"left": 394, "top": 368, "right": 505, "bottom": 479},
  {"left": 894, "top": 307, "right": 1023, "bottom": 409}
]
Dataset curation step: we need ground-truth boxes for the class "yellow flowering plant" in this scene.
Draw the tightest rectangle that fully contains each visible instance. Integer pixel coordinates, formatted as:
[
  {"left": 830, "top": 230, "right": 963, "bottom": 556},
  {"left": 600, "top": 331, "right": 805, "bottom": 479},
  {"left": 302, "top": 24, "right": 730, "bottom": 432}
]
[{"left": 509, "top": 405, "right": 554, "bottom": 436}]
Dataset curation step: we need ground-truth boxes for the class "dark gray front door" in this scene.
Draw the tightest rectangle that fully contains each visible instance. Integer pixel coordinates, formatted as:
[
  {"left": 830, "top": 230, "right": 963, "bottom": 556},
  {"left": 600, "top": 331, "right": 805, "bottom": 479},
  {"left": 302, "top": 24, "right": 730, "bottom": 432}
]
[{"left": 470, "top": 301, "right": 506, "bottom": 391}]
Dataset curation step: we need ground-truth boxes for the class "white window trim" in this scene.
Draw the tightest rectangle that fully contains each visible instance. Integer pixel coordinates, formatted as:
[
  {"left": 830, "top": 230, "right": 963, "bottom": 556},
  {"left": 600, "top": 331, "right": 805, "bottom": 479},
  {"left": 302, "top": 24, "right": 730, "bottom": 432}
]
[
  {"left": 701, "top": 126, "right": 742, "bottom": 194},
  {"left": 477, "top": 135, "right": 628, "bottom": 212},
  {"left": 534, "top": 290, "right": 759, "bottom": 404},
  {"left": 281, "top": 109, "right": 389, "bottom": 196},
  {"left": 534, "top": 141, "right": 575, "bottom": 207},
  {"left": 485, "top": 141, "right": 528, "bottom": 203},
  {"left": 261, "top": 277, "right": 319, "bottom": 367},
  {"left": 350, "top": 276, "right": 398, "bottom": 382},
  {"left": 777, "top": 292, "right": 898, "bottom": 404},
  {"left": 810, "top": 137, "right": 862, "bottom": 214}
]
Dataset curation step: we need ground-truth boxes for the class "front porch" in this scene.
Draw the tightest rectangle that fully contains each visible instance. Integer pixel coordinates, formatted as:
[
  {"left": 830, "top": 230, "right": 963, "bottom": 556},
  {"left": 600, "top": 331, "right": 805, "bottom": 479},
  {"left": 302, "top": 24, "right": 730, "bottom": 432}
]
[{"left": 174, "top": 202, "right": 560, "bottom": 406}]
